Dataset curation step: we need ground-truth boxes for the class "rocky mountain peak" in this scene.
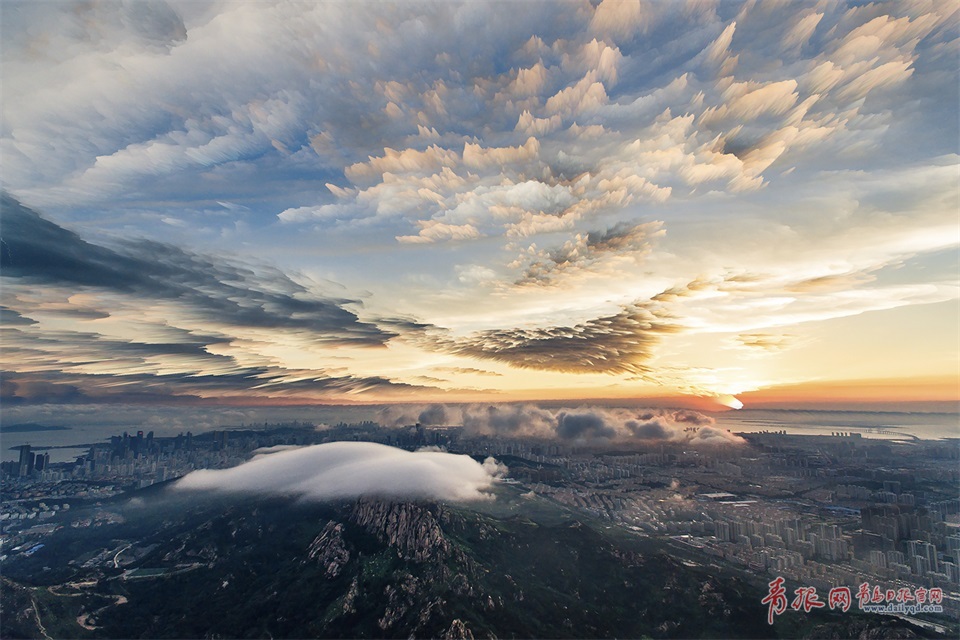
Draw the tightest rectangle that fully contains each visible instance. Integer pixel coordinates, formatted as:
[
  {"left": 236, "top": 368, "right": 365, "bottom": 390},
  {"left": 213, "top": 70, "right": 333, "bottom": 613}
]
[{"left": 351, "top": 499, "right": 450, "bottom": 562}]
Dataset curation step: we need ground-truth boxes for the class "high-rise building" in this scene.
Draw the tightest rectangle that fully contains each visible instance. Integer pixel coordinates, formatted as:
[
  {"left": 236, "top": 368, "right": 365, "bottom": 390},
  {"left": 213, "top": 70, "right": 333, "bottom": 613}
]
[
  {"left": 886, "top": 550, "right": 905, "bottom": 565},
  {"left": 946, "top": 535, "right": 960, "bottom": 562},
  {"left": 908, "top": 540, "right": 938, "bottom": 575},
  {"left": 942, "top": 561, "right": 960, "bottom": 584},
  {"left": 18, "top": 445, "right": 32, "bottom": 477},
  {"left": 912, "top": 554, "right": 931, "bottom": 576}
]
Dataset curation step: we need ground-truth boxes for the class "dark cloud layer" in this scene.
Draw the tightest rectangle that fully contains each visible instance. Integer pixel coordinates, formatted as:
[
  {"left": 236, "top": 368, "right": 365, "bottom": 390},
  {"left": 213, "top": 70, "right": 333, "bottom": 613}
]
[
  {"left": 0, "top": 195, "right": 440, "bottom": 404},
  {"left": 1, "top": 194, "right": 390, "bottom": 346},
  {"left": 440, "top": 301, "right": 678, "bottom": 375},
  {"left": 0, "top": 368, "right": 428, "bottom": 406}
]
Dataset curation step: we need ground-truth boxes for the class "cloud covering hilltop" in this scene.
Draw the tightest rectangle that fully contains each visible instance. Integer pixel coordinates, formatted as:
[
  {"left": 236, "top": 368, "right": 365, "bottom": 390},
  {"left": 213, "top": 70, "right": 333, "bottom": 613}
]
[{"left": 175, "top": 441, "right": 506, "bottom": 502}]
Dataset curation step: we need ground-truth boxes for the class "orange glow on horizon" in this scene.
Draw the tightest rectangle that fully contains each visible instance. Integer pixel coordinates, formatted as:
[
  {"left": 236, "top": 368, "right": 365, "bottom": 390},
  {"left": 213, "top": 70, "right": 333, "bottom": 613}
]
[
  {"left": 135, "top": 376, "right": 959, "bottom": 413},
  {"left": 740, "top": 375, "right": 960, "bottom": 407}
]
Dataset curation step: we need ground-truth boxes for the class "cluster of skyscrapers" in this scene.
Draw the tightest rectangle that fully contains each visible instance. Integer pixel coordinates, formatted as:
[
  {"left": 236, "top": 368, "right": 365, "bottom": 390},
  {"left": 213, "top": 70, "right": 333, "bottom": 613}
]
[{"left": 0, "top": 445, "right": 50, "bottom": 478}]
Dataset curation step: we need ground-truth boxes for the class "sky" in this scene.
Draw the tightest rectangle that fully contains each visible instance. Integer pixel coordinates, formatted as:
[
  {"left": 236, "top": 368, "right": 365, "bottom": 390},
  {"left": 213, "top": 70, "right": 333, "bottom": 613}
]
[{"left": 1, "top": 0, "right": 958, "bottom": 415}]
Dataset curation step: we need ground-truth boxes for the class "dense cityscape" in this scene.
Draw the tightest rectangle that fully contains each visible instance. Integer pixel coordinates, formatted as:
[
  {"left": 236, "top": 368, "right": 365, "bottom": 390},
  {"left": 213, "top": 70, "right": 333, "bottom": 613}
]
[{"left": 2, "top": 418, "right": 957, "bottom": 636}]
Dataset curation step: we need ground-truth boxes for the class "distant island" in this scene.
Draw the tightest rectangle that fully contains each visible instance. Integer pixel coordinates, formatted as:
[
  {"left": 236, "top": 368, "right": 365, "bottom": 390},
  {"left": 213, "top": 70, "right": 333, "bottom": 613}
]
[{"left": 2, "top": 423, "right": 71, "bottom": 433}]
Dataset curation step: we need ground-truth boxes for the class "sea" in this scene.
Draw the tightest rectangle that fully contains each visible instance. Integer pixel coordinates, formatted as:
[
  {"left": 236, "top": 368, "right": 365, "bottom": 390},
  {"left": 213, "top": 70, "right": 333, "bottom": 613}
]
[
  {"left": 1, "top": 406, "right": 957, "bottom": 464},
  {"left": 714, "top": 409, "right": 960, "bottom": 441},
  {"left": 0, "top": 405, "right": 382, "bottom": 463}
]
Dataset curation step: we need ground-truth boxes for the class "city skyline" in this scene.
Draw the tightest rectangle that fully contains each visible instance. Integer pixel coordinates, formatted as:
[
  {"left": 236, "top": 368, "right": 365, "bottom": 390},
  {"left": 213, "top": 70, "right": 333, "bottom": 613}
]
[{"left": 2, "top": 1, "right": 958, "bottom": 413}]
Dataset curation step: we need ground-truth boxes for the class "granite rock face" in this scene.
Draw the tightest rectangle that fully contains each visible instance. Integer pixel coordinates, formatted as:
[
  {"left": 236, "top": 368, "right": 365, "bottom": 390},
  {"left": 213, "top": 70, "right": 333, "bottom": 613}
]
[
  {"left": 352, "top": 499, "right": 450, "bottom": 562},
  {"left": 306, "top": 521, "right": 350, "bottom": 578}
]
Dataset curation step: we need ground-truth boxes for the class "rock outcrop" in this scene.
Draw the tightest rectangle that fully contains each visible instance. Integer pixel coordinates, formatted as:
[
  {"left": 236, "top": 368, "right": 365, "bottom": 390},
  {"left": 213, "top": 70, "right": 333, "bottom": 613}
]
[
  {"left": 306, "top": 521, "right": 350, "bottom": 578},
  {"left": 442, "top": 618, "right": 475, "bottom": 639},
  {"left": 352, "top": 499, "right": 450, "bottom": 562}
]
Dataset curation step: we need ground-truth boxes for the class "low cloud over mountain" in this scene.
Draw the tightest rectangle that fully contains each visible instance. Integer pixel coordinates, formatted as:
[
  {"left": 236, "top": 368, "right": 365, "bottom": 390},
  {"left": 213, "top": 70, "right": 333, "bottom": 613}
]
[{"left": 175, "top": 441, "right": 505, "bottom": 502}]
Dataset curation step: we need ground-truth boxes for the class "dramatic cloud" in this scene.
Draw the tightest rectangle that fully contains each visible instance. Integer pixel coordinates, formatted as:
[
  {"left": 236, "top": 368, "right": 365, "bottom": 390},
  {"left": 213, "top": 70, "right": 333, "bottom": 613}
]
[
  {"left": 175, "top": 441, "right": 505, "bottom": 502},
  {"left": 438, "top": 300, "right": 679, "bottom": 375},
  {"left": 0, "top": 195, "right": 439, "bottom": 403},
  {"left": 1, "top": 195, "right": 387, "bottom": 345},
  {"left": 0, "top": 1, "right": 956, "bottom": 407},
  {"left": 10, "top": 1, "right": 951, "bottom": 226}
]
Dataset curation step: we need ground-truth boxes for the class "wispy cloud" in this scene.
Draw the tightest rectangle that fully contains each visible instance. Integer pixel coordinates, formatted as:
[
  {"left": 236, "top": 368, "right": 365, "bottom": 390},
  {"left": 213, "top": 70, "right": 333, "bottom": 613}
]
[
  {"left": 735, "top": 333, "right": 797, "bottom": 352},
  {"left": 513, "top": 220, "right": 664, "bottom": 286},
  {"left": 432, "top": 367, "right": 503, "bottom": 378}
]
